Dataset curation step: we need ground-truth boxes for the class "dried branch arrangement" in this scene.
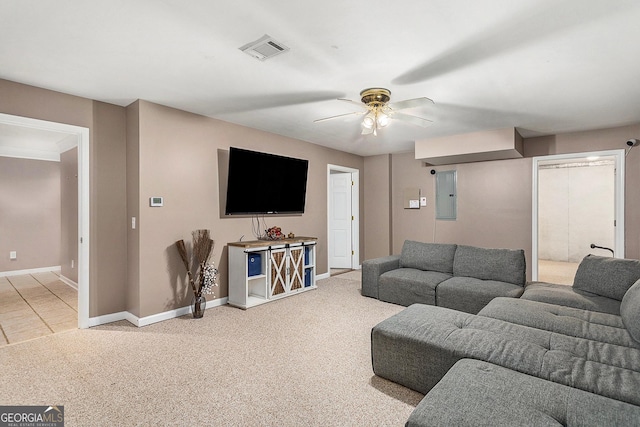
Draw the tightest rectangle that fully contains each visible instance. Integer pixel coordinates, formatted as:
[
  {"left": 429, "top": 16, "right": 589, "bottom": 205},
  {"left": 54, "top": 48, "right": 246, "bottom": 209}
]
[{"left": 175, "top": 229, "right": 217, "bottom": 298}]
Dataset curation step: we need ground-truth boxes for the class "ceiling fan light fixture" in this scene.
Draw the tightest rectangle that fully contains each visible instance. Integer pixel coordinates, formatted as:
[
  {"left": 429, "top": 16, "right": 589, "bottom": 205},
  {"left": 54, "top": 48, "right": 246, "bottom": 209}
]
[
  {"left": 362, "top": 113, "right": 375, "bottom": 129},
  {"left": 376, "top": 112, "right": 390, "bottom": 127},
  {"left": 360, "top": 88, "right": 391, "bottom": 105},
  {"left": 314, "top": 87, "right": 434, "bottom": 137}
]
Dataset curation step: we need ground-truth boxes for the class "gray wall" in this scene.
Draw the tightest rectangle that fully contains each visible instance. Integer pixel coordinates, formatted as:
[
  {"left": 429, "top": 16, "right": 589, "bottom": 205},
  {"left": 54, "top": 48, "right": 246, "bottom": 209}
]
[
  {"left": 0, "top": 156, "right": 61, "bottom": 272},
  {"left": 384, "top": 153, "right": 532, "bottom": 279},
  {"left": 0, "top": 78, "right": 128, "bottom": 318},
  {"left": 363, "top": 154, "right": 391, "bottom": 259},
  {"left": 127, "top": 100, "right": 365, "bottom": 317},
  {"left": 1, "top": 78, "right": 365, "bottom": 319}
]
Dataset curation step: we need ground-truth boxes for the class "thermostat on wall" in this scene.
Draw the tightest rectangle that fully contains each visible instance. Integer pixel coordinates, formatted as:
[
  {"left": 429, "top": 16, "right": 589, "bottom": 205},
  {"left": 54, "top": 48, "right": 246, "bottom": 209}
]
[{"left": 150, "top": 197, "right": 164, "bottom": 207}]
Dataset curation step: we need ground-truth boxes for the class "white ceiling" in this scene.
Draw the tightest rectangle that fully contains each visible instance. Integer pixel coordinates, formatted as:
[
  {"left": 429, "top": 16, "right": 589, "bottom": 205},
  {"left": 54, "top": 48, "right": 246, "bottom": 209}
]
[
  {"left": 0, "top": 122, "right": 76, "bottom": 161},
  {"left": 2, "top": 0, "right": 640, "bottom": 157}
]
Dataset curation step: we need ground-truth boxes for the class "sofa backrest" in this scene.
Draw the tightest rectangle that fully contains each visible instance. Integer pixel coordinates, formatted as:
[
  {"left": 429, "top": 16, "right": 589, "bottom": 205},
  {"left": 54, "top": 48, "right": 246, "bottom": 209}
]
[
  {"left": 400, "top": 240, "right": 457, "bottom": 274},
  {"left": 453, "top": 245, "right": 526, "bottom": 286},
  {"left": 573, "top": 254, "right": 640, "bottom": 301}
]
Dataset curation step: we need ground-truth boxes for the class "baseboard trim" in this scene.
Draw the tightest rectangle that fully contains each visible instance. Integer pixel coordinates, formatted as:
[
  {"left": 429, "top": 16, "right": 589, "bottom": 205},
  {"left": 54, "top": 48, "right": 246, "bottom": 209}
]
[
  {"left": 87, "top": 311, "right": 131, "bottom": 328},
  {"left": 0, "top": 265, "right": 61, "bottom": 277},
  {"left": 316, "top": 272, "right": 330, "bottom": 280},
  {"left": 88, "top": 297, "right": 229, "bottom": 328},
  {"left": 59, "top": 275, "right": 78, "bottom": 290}
]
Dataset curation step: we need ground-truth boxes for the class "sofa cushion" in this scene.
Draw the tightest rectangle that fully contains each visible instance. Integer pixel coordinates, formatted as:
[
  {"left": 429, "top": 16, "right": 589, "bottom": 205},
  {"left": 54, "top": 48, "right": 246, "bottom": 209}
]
[
  {"left": 371, "top": 304, "right": 640, "bottom": 405},
  {"left": 406, "top": 359, "right": 640, "bottom": 427},
  {"left": 573, "top": 255, "right": 640, "bottom": 300},
  {"left": 399, "top": 240, "right": 457, "bottom": 274},
  {"left": 521, "top": 282, "right": 621, "bottom": 315},
  {"left": 479, "top": 297, "right": 638, "bottom": 348},
  {"left": 453, "top": 245, "right": 526, "bottom": 286},
  {"left": 436, "top": 277, "right": 524, "bottom": 314},
  {"left": 621, "top": 279, "right": 640, "bottom": 344},
  {"left": 378, "top": 268, "right": 451, "bottom": 307}
]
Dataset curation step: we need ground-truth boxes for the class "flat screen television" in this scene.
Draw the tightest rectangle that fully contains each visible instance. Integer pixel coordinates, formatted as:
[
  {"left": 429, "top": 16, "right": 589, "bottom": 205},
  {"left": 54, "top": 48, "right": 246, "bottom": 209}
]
[{"left": 225, "top": 147, "right": 309, "bottom": 215}]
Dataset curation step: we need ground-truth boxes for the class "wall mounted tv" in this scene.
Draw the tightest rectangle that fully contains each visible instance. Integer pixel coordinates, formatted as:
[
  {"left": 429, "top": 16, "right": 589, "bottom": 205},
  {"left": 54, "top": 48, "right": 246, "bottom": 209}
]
[{"left": 225, "top": 147, "right": 309, "bottom": 215}]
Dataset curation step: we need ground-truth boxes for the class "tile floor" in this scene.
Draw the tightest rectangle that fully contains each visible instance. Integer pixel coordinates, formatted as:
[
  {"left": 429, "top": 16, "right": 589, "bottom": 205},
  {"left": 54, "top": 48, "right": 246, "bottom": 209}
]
[
  {"left": 0, "top": 271, "right": 77, "bottom": 346},
  {"left": 537, "top": 259, "right": 580, "bottom": 285}
]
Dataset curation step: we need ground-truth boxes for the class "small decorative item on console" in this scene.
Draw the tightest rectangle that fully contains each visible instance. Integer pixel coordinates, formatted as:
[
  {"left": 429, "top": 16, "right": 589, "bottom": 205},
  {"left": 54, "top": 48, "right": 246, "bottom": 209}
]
[{"left": 265, "top": 226, "right": 284, "bottom": 240}]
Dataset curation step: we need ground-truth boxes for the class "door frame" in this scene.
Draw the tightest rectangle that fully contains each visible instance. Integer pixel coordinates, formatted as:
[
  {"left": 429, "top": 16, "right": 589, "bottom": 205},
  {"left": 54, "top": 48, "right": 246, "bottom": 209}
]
[
  {"left": 327, "top": 164, "right": 360, "bottom": 270},
  {"left": 531, "top": 149, "right": 625, "bottom": 281},
  {"left": 0, "top": 113, "right": 90, "bottom": 329}
]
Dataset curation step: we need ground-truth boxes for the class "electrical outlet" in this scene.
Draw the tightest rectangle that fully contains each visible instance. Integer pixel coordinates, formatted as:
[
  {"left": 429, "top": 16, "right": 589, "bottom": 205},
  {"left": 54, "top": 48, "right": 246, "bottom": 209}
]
[{"left": 9, "top": 251, "right": 17, "bottom": 260}]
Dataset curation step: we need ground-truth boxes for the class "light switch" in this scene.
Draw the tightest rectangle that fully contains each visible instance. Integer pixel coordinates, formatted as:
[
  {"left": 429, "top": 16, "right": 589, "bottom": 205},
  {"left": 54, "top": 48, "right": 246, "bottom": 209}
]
[
  {"left": 420, "top": 197, "right": 427, "bottom": 206},
  {"left": 132, "top": 217, "right": 136, "bottom": 229}
]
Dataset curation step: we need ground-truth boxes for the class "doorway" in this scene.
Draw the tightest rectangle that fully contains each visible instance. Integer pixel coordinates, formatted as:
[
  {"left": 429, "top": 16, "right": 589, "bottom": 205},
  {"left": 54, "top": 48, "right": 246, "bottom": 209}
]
[
  {"left": 532, "top": 150, "right": 625, "bottom": 283},
  {"left": 327, "top": 165, "right": 359, "bottom": 272},
  {"left": 0, "top": 113, "right": 90, "bottom": 329}
]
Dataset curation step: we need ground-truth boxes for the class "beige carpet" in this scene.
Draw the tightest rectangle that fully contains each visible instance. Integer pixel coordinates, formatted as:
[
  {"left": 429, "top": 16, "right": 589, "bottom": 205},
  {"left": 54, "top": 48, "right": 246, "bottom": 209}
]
[{"left": 0, "top": 271, "right": 422, "bottom": 426}]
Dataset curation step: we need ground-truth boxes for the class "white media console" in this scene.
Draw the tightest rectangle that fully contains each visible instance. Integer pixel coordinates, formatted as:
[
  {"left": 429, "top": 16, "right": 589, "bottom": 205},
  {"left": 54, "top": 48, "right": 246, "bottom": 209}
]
[{"left": 228, "top": 237, "right": 317, "bottom": 309}]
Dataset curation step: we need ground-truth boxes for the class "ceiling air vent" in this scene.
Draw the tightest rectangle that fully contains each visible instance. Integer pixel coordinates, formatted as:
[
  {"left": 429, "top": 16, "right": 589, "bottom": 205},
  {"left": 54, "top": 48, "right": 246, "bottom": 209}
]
[{"left": 239, "top": 34, "right": 289, "bottom": 61}]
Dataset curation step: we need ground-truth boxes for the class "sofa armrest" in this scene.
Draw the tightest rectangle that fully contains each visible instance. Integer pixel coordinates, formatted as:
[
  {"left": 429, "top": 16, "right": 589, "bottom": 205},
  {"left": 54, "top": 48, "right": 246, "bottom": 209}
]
[{"left": 361, "top": 255, "right": 400, "bottom": 299}]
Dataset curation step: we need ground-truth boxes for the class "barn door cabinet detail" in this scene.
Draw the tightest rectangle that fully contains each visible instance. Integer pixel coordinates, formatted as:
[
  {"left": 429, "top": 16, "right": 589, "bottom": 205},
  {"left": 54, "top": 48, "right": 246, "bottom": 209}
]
[{"left": 228, "top": 237, "right": 317, "bottom": 309}]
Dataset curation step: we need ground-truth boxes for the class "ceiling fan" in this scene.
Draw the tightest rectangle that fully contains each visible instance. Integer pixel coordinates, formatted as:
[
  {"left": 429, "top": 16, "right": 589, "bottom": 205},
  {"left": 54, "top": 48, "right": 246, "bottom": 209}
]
[{"left": 314, "top": 88, "right": 434, "bottom": 136}]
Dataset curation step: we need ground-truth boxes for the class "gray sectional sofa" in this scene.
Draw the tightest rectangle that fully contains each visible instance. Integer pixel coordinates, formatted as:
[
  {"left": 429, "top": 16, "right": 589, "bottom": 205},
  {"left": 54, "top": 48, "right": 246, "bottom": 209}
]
[
  {"left": 406, "top": 358, "right": 640, "bottom": 427},
  {"left": 362, "top": 240, "right": 526, "bottom": 314},
  {"left": 521, "top": 253, "right": 640, "bottom": 315},
  {"left": 367, "top": 244, "right": 640, "bottom": 426}
]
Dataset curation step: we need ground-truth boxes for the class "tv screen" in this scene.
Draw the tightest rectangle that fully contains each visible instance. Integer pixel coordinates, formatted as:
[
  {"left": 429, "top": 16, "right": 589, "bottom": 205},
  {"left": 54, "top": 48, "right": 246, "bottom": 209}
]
[{"left": 225, "top": 147, "right": 309, "bottom": 215}]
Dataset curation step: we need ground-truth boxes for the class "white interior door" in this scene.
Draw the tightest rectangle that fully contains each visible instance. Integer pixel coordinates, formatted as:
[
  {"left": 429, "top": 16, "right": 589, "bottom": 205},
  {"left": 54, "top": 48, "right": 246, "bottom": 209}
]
[{"left": 329, "top": 172, "right": 352, "bottom": 269}]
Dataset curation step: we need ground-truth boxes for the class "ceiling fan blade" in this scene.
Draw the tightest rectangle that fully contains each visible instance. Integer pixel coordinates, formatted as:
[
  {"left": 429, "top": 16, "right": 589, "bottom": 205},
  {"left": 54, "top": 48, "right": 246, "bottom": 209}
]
[
  {"left": 208, "top": 91, "right": 347, "bottom": 115},
  {"left": 338, "top": 98, "right": 369, "bottom": 109},
  {"left": 314, "top": 111, "right": 365, "bottom": 123},
  {"left": 391, "top": 112, "right": 433, "bottom": 128},
  {"left": 389, "top": 97, "right": 434, "bottom": 110}
]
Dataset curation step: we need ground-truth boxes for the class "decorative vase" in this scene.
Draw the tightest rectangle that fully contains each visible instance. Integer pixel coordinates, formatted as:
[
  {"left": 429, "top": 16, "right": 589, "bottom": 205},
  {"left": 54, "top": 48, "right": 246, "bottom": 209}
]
[{"left": 192, "top": 294, "right": 206, "bottom": 318}]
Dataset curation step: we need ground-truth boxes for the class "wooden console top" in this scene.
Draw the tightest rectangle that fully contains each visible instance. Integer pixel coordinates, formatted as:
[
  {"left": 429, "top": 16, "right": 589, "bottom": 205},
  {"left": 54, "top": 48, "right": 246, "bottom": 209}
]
[{"left": 228, "top": 237, "right": 317, "bottom": 249}]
